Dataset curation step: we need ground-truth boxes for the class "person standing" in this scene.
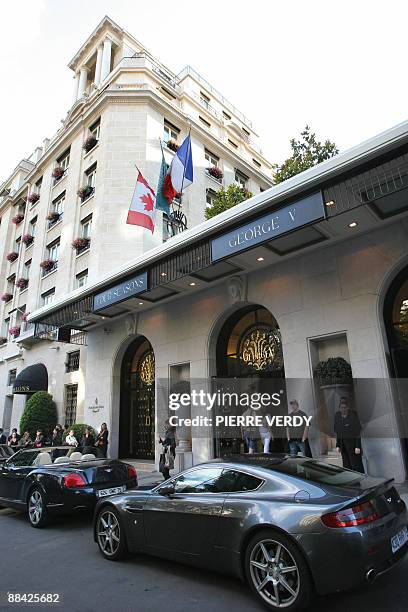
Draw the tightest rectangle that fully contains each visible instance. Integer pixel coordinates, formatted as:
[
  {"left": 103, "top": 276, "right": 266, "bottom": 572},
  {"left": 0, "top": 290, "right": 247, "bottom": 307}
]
[
  {"left": 7, "top": 428, "right": 21, "bottom": 444},
  {"left": 51, "top": 427, "right": 62, "bottom": 446},
  {"left": 7, "top": 431, "right": 20, "bottom": 450},
  {"left": 95, "top": 423, "right": 109, "bottom": 458},
  {"left": 259, "top": 414, "right": 273, "bottom": 453},
  {"left": 0, "top": 428, "right": 6, "bottom": 444},
  {"left": 33, "top": 430, "right": 45, "bottom": 448},
  {"left": 241, "top": 407, "right": 258, "bottom": 454},
  {"left": 80, "top": 427, "right": 95, "bottom": 451},
  {"left": 21, "top": 431, "right": 33, "bottom": 448},
  {"left": 334, "top": 398, "right": 364, "bottom": 473},
  {"left": 286, "top": 400, "right": 309, "bottom": 456},
  {"left": 159, "top": 419, "right": 176, "bottom": 480},
  {"left": 65, "top": 429, "right": 78, "bottom": 447}
]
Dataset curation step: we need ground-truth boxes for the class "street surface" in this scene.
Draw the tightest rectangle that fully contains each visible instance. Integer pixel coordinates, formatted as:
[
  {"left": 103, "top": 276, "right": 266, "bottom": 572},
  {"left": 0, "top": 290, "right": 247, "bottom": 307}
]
[{"left": 0, "top": 479, "right": 407, "bottom": 612}]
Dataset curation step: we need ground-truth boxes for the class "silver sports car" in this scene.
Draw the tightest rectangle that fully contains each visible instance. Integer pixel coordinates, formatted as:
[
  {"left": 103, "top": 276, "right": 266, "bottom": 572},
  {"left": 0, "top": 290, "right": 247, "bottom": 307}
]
[{"left": 93, "top": 455, "right": 408, "bottom": 610}]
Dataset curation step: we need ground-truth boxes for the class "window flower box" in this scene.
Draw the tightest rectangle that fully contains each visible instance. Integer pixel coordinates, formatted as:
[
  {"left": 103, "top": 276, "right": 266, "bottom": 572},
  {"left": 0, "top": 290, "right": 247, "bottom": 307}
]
[
  {"left": 207, "top": 166, "right": 223, "bottom": 180},
  {"left": 83, "top": 135, "right": 98, "bottom": 153},
  {"left": 166, "top": 139, "right": 179, "bottom": 152},
  {"left": 72, "top": 237, "right": 90, "bottom": 253},
  {"left": 1, "top": 293, "right": 13, "bottom": 303},
  {"left": 52, "top": 166, "right": 65, "bottom": 180},
  {"left": 0, "top": 337, "right": 7, "bottom": 345},
  {"left": 21, "top": 233, "right": 34, "bottom": 246},
  {"left": 9, "top": 326, "right": 21, "bottom": 338},
  {"left": 12, "top": 213, "right": 25, "bottom": 225},
  {"left": 27, "top": 192, "right": 40, "bottom": 204},
  {"left": 40, "top": 258, "right": 56, "bottom": 272},
  {"left": 6, "top": 252, "right": 18, "bottom": 262},
  {"left": 15, "top": 277, "right": 28, "bottom": 290},
  {"left": 77, "top": 185, "right": 94, "bottom": 202},
  {"left": 47, "top": 211, "right": 60, "bottom": 223}
]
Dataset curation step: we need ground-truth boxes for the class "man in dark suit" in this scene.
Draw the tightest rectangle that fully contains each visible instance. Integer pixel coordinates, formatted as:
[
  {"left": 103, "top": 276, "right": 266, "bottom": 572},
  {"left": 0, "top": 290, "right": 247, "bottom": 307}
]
[{"left": 334, "top": 398, "right": 364, "bottom": 473}]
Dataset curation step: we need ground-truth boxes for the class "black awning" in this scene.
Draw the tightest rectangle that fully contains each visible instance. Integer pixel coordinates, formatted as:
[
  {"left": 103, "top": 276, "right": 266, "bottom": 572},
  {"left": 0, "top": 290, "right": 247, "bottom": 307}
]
[{"left": 13, "top": 363, "right": 48, "bottom": 395}]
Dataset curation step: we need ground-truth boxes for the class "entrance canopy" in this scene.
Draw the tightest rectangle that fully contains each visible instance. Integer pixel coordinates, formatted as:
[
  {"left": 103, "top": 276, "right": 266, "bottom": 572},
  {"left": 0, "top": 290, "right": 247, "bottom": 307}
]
[{"left": 12, "top": 363, "right": 48, "bottom": 395}]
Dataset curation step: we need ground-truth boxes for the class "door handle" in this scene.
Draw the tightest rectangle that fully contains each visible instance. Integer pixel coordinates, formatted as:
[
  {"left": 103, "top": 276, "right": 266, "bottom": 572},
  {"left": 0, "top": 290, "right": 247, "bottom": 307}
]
[{"left": 124, "top": 505, "right": 143, "bottom": 513}]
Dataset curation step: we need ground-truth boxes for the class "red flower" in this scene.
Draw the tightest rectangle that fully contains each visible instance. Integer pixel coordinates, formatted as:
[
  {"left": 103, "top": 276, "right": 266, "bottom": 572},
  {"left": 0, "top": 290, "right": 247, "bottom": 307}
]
[
  {"left": 52, "top": 166, "right": 64, "bottom": 179},
  {"left": 27, "top": 192, "right": 40, "bottom": 204},
  {"left": 1, "top": 293, "right": 13, "bottom": 302},
  {"left": 21, "top": 234, "right": 34, "bottom": 246},
  {"left": 6, "top": 252, "right": 18, "bottom": 262},
  {"left": 9, "top": 326, "right": 21, "bottom": 338},
  {"left": 207, "top": 166, "right": 223, "bottom": 180},
  {"left": 12, "top": 213, "right": 25, "bottom": 225},
  {"left": 40, "top": 259, "right": 56, "bottom": 270}
]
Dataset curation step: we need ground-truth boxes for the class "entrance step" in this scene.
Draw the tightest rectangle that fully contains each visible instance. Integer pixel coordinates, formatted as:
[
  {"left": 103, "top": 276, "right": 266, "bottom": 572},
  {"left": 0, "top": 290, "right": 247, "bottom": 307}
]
[{"left": 123, "top": 459, "right": 155, "bottom": 472}]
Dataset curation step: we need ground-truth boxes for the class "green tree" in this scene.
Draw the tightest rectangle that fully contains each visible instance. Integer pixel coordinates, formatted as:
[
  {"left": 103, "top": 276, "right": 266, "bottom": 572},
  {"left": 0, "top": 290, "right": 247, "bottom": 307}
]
[
  {"left": 273, "top": 125, "right": 338, "bottom": 185},
  {"left": 205, "top": 184, "right": 253, "bottom": 220},
  {"left": 20, "top": 391, "right": 57, "bottom": 438}
]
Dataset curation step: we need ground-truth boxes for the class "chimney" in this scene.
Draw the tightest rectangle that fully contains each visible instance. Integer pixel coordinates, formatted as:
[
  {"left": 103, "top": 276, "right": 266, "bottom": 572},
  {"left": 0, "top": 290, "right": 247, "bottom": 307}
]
[
  {"left": 43, "top": 138, "right": 50, "bottom": 153},
  {"left": 35, "top": 147, "right": 43, "bottom": 162}
]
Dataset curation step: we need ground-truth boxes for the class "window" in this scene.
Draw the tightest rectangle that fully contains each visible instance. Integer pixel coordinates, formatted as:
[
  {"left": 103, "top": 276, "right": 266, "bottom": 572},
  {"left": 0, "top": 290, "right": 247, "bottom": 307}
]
[
  {"left": 66, "top": 351, "right": 80, "bottom": 373},
  {"left": 35, "top": 177, "right": 43, "bottom": 193},
  {"left": 41, "top": 288, "right": 55, "bottom": 306},
  {"left": 228, "top": 139, "right": 238, "bottom": 149},
  {"left": 163, "top": 120, "right": 180, "bottom": 144},
  {"left": 76, "top": 269, "right": 88, "bottom": 288},
  {"left": 89, "top": 117, "right": 100, "bottom": 140},
  {"left": 29, "top": 216, "right": 37, "bottom": 238},
  {"left": 64, "top": 384, "right": 78, "bottom": 426},
  {"left": 15, "top": 237, "right": 21, "bottom": 255},
  {"left": 85, "top": 164, "right": 97, "bottom": 189},
  {"left": 49, "top": 192, "right": 65, "bottom": 226},
  {"left": 199, "top": 116, "right": 211, "bottom": 128},
  {"left": 6, "top": 450, "right": 39, "bottom": 468},
  {"left": 2, "top": 319, "right": 10, "bottom": 337},
  {"left": 171, "top": 468, "right": 224, "bottom": 493},
  {"left": 242, "top": 127, "right": 251, "bottom": 137},
  {"left": 200, "top": 91, "right": 210, "bottom": 108},
  {"left": 205, "top": 149, "right": 219, "bottom": 168},
  {"left": 7, "top": 369, "right": 17, "bottom": 386},
  {"left": 6, "top": 275, "right": 15, "bottom": 294},
  {"left": 81, "top": 215, "right": 92, "bottom": 239},
  {"left": 252, "top": 158, "right": 262, "bottom": 169},
  {"left": 206, "top": 189, "right": 217, "bottom": 208},
  {"left": 222, "top": 111, "right": 231, "bottom": 121},
  {"left": 216, "top": 469, "right": 263, "bottom": 492},
  {"left": 235, "top": 169, "right": 248, "bottom": 188},
  {"left": 57, "top": 148, "right": 70, "bottom": 171},
  {"left": 47, "top": 239, "right": 60, "bottom": 263},
  {"left": 24, "top": 259, "right": 31, "bottom": 280},
  {"left": 267, "top": 457, "right": 364, "bottom": 486}
]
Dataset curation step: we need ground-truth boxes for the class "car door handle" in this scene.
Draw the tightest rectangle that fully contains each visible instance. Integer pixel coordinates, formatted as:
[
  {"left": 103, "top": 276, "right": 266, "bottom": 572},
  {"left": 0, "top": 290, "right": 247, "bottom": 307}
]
[{"left": 124, "top": 505, "right": 143, "bottom": 513}]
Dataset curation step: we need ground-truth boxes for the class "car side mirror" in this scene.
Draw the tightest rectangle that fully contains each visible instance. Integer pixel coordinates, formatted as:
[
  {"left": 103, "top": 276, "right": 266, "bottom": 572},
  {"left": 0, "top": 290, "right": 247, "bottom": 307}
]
[{"left": 159, "top": 483, "right": 175, "bottom": 497}]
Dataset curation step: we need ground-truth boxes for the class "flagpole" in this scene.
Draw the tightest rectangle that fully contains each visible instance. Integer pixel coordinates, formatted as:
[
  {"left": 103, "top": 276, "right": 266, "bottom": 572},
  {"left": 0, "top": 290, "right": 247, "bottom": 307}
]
[{"left": 179, "top": 123, "right": 192, "bottom": 209}]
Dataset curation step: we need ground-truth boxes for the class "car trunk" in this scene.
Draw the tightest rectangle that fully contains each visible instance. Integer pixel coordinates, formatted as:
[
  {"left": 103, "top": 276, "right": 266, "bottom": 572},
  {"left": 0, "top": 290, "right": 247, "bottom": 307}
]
[{"left": 80, "top": 460, "right": 129, "bottom": 485}]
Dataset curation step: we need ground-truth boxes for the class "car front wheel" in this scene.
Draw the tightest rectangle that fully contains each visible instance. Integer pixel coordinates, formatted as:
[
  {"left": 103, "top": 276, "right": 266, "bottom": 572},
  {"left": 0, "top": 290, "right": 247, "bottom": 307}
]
[
  {"left": 96, "top": 506, "right": 127, "bottom": 561},
  {"left": 27, "top": 487, "right": 49, "bottom": 528},
  {"left": 245, "top": 530, "right": 312, "bottom": 611}
]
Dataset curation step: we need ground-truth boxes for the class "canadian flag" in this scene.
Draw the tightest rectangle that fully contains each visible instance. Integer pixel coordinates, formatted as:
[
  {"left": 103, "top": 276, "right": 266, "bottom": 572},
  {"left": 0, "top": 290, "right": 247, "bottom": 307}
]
[{"left": 127, "top": 170, "right": 156, "bottom": 233}]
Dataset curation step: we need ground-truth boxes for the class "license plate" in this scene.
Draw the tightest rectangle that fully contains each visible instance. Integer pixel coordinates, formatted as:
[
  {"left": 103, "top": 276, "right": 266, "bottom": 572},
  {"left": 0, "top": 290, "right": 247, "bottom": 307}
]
[
  {"left": 97, "top": 485, "right": 126, "bottom": 498},
  {"left": 391, "top": 526, "right": 408, "bottom": 554}
]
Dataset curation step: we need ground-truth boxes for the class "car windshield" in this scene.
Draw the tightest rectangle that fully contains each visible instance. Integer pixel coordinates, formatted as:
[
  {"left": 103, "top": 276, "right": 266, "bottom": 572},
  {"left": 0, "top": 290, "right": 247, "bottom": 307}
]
[
  {"left": 266, "top": 458, "right": 364, "bottom": 486},
  {"left": 6, "top": 447, "right": 100, "bottom": 467}
]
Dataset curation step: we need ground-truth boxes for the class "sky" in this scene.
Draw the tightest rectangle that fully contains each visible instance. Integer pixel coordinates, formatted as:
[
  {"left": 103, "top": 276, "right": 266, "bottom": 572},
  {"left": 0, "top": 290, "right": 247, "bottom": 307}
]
[{"left": 1, "top": 0, "right": 408, "bottom": 181}]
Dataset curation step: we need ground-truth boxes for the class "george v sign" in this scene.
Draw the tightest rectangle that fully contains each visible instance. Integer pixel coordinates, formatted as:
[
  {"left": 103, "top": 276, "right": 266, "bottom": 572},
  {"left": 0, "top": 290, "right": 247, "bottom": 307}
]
[
  {"left": 211, "top": 191, "right": 325, "bottom": 262},
  {"left": 93, "top": 272, "right": 147, "bottom": 312}
]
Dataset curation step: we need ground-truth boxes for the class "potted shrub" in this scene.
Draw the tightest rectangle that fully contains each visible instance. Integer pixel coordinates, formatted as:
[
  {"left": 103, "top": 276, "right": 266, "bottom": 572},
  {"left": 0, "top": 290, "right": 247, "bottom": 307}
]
[
  {"left": 40, "top": 258, "right": 56, "bottom": 272},
  {"left": 46, "top": 211, "right": 60, "bottom": 223},
  {"left": 1, "top": 292, "right": 13, "bottom": 302},
  {"left": 52, "top": 166, "right": 64, "bottom": 180},
  {"left": 12, "top": 213, "right": 25, "bottom": 225},
  {"left": 6, "top": 252, "right": 18, "bottom": 262},
  {"left": 20, "top": 391, "right": 57, "bottom": 439},
  {"left": 166, "top": 139, "right": 179, "bottom": 152},
  {"left": 72, "top": 237, "right": 90, "bottom": 252},
  {"left": 15, "top": 277, "right": 28, "bottom": 290},
  {"left": 27, "top": 192, "right": 40, "bottom": 204},
  {"left": 21, "top": 233, "right": 34, "bottom": 246},
  {"left": 83, "top": 134, "right": 98, "bottom": 153},
  {"left": 207, "top": 166, "right": 223, "bottom": 180},
  {"left": 77, "top": 185, "right": 94, "bottom": 201},
  {"left": 9, "top": 326, "right": 21, "bottom": 338},
  {"left": 314, "top": 357, "right": 353, "bottom": 433}
]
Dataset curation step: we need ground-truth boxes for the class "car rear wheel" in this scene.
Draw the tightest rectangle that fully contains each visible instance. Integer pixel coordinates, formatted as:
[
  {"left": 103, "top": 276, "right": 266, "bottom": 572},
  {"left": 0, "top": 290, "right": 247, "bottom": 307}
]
[
  {"left": 245, "top": 530, "right": 312, "bottom": 611},
  {"left": 27, "top": 487, "right": 49, "bottom": 528},
  {"left": 96, "top": 506, "right": 127, "bottom": 561}
]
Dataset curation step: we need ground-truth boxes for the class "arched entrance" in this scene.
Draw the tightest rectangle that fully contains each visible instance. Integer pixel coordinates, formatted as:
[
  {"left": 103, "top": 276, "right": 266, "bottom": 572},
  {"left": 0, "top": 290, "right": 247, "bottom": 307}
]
[
  {"left": 214, "top": 305, "right": 285, "bottom": 456},
  {"left": 384, "top": 264, "right": 408, "bottom": 463},
  {"left": 119, "top": 336, "right": 155, "bottom": 459}
]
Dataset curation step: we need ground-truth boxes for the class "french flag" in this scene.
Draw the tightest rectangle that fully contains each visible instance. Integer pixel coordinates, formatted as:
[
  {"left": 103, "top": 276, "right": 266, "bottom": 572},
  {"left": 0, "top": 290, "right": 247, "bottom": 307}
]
[{"left": 163, "top": 134, "right": 193, "bottom": 204}]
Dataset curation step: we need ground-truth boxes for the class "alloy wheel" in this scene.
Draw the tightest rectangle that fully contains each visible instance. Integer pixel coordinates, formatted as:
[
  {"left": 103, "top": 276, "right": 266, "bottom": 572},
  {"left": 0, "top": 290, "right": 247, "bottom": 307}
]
[
  {"left": 97, "top": 510, "right": 121, "bottom": 557},
  {"left": 28, "top": 490, "right": 43, "bottom": 526},
  {"left": 249, "top": 538, "right": 300, "bottom": 608}
]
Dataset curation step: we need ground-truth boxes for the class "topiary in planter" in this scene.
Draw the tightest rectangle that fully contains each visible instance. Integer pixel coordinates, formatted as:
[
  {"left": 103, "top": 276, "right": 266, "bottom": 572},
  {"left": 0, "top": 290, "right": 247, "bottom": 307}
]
[
  {"left": 207, "top": 166, "right": 223, "bottom": 180},
  {"left": 12, "top": 213, "right": 25, "bottom": 225},
  {"left": 77, "top": 185, "right": 94, "bottom": 201},
  {"left": 27, "top": 192, "right": 40, "bottom": 204},
  {"left": 6, "top": 252, "right": 18, "bottom": 262},
  {"left": 314, "top": 357, "right": 353, "bottom": 386},
  {"left": 83, "top": 135, "right": 98, "bottom": 153},
  {"left": 52, "top": 166, "right": 64, "bottom": 180},
  {"left": 20, "top": 391, "right": 57, "bottom": 439},
  {"left": 21, "top": 233, "right": 34, "bottom": 246},
  {"left": 62, "top": 423, "right": 96, "bottom": 442}
]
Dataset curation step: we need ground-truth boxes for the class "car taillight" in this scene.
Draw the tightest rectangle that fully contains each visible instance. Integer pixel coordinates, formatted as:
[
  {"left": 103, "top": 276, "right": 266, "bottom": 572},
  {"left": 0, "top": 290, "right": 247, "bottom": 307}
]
[
  {"left": 127, "top": 465, "right": 137, "bottom": 480},
  {"left": 63, "top": 473, "right": 86, "bottom": 488},
  {"left": 322, "top": 501, "right": 380, "bottom": 528}
]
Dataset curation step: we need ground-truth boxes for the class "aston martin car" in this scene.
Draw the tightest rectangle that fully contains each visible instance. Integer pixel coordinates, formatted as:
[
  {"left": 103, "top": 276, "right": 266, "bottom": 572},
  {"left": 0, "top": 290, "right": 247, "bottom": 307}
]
[
  {"left": 93, "top": 455, "right": 407, "bottom": 611},
  {"left": 0, "top": 446, "right": 138, "bottom": 527}
]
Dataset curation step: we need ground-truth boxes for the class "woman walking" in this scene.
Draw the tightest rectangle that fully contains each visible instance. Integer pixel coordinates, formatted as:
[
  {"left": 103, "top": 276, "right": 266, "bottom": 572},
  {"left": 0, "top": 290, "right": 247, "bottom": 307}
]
[{"left": 95, "top": 423, "right": 109, "bottom": 458}]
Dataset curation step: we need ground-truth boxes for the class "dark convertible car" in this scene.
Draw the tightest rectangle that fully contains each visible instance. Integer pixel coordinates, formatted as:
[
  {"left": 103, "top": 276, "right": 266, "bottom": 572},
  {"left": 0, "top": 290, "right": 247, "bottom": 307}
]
[
  {"left": 0, "top": 446, "right": 138, "bottom": 527},
  {"left": 93, "top": 455, "right": 408, "bottom": 611}
]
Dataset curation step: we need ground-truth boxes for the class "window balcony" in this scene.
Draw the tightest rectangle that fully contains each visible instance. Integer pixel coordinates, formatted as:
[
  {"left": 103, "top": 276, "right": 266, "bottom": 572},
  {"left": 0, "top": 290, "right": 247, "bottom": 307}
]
[
  {"left": 40, "top": 259, "right": 58, "bottom": 276},
  {"left": 72, "top": 237, "right": 91, "bottom": 255},
  {"left": 47, "top": 212, "right": 62, "bottom": 228},
  {"left": 78, "top": 185, "right": 94, "bottom": 203},
  {"left": 52, "top": 166, "right": 68, "bottom": 185}
]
